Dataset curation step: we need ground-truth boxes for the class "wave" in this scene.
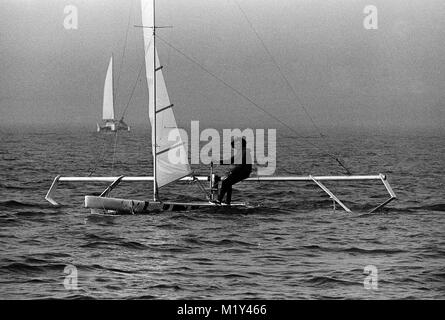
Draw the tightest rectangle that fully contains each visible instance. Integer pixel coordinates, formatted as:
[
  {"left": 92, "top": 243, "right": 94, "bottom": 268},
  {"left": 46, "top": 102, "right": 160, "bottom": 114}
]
[
  {"left": 411, "top": 203, "right": 445, "bottom": 212},
  {"left": 14, "top": 210, "right": 62, "bottom": 217},
  {"left": 376, "top": 203, "right": 445, "bottom": 214},
  {"left": 33, "top": 252, "right": 72, "bottom": 259},
  {"left": 0, "top": 200, "right": 39, "bottom": 208},
  {"left": 80, "top": 240, "right": 148, "bottom": 250},
  {"left": 157, "top": 222, "right": 182, "bottom": 230},
  {"left": 305, "top": 275, "right": 357, "bottom": 287},
  {"left": 1, "top": 262, "right": 45, "bottom": 274},
  {"left": 203, "top": 238, "right": 255, "bottom": 247},
  {"left": 90, "top": 264, "right": 137, "bottom": 275},
  {"left": 84, "top": 233, "right": 121, "bottom": 241},
  {"left": 1, "top": 262, "right": 67, "bottom": 275},
  {"left": 131, "top": 294, "right": 158, "bottom": 299},
  {"left": 221, "top": 273, "right": 250, "bottom": 279},
  {"left": 344, "top": 247, "right": 406, "bottom": 254},
  {"left": 0, "top": 200, "right": 56, "bottom": 212},
  {"left": 149, "top": 284, "right": 182, "bottom": 290},
  {"left": 121, "top": 241, "right": 148, "bottom": 250},
  {"left": 0, "top": 183, "right": 38, "bottom": 191},
  {"left": 302, "top": 244, "right": 405, "bottom": 255}
]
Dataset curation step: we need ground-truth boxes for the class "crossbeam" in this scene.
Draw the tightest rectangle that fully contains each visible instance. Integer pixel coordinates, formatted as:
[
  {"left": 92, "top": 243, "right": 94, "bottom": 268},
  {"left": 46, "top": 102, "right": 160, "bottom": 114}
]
[{"left": 50, "top": 174, "right": 383, "bottom": 183}]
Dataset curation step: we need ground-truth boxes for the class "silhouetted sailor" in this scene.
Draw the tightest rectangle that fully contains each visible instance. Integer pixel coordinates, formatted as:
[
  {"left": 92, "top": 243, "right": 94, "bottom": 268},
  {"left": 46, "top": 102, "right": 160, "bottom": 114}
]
[{"left": 215, "top": 138, "right": 252, "bottom": 205}]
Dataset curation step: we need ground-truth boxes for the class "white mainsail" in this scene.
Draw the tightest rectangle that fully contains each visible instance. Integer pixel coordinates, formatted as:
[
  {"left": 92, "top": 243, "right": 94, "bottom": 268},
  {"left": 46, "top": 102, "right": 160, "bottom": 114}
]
[
  {"left": 102, "top": 56, "right": 115, "bottom": 120},
  {"left": 141, "top": 0, "right": 191, "bottom": 189}
]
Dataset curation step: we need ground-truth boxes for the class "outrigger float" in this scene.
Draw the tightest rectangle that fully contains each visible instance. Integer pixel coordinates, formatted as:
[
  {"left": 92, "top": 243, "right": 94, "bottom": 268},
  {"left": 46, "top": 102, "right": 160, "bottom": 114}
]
[{"left": 45, "top": 0, "right": 396, "bottom": 215}]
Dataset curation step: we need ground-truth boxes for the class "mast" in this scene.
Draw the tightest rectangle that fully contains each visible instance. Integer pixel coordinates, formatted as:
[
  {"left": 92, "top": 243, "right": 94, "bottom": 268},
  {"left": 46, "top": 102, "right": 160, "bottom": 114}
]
[
  {"left": 152, "top": 0, "right": 159, "bottom": 201},
  {"left": 111, "top": 53, "right": 115, "bottom": 121},
  {"left": 140, "top": 0, "right": 190, "bottom": 194}
]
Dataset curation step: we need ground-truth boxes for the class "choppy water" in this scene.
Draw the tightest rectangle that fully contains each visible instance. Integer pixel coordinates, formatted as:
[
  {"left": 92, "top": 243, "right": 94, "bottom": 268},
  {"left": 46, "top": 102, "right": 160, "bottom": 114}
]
[{"left": 0, "top": 126, "right": 444, "bottom": 299}]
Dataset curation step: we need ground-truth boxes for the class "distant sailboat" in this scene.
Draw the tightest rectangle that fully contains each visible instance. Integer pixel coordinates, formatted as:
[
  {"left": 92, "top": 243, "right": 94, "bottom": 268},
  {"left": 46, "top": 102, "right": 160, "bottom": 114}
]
[{"left": 97, "top": 56, "right": 130, "bottom": 132}]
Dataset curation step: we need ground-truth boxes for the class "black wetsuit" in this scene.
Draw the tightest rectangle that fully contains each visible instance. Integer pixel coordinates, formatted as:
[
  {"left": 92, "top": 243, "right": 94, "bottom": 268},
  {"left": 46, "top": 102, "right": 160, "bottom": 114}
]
[{"left": 218, "top": 147, "right": 252, "bottom": 204}]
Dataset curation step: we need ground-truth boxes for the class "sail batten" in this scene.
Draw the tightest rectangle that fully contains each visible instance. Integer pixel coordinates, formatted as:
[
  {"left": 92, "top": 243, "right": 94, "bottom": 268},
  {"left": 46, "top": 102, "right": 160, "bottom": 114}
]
[
  {"left": 141, "top": 0, "right": 191, "bottom": 189},
  {"left": 102, "top": 56, "right": 115, "bottom": 120}
]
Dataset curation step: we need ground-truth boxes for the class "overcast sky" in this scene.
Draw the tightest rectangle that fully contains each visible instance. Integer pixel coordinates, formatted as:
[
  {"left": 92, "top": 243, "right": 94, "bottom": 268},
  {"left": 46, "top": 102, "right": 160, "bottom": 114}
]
[{"left": 0, "top": 0, "right": 444, "bottom": 133}]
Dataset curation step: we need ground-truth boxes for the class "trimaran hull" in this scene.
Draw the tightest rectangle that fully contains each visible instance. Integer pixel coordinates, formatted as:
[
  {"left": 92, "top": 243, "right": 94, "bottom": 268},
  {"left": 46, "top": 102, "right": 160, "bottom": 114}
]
[
  {"left": 85, "top": 195, "right": 249, "bottom": 215},
  {"left": 97, "top": 120, "right": 130, "bottom": 133}
]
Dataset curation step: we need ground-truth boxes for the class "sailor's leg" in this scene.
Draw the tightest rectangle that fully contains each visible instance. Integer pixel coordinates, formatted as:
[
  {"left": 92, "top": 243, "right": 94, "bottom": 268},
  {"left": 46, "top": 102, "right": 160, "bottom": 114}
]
[
  {"left": 218, "top": 169, "right": 250, "bottom": 204},
  {"left": 226, "top": 185, "right": 232, "bottom": 204},
  {"left": 218, "top": 174, "right": 235, "bottom": 202}
]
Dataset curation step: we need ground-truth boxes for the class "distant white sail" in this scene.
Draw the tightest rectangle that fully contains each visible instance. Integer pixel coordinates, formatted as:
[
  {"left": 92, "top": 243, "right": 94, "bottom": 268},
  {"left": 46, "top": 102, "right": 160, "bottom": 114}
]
[
  {"left": 102, "top": 56, "right": 115, "bottom": 120},
  {"left": 141, "top": 0, "right": 191, "bottom": 188}
]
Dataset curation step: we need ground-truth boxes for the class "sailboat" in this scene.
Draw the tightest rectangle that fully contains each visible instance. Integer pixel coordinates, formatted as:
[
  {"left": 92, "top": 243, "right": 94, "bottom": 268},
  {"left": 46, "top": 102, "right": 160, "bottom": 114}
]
[
  {"left": 96, "top": 56, "right": 130, "bottom": 132},
  {"left": 45, "top": 0, "right": 396, "bottom": 214}
]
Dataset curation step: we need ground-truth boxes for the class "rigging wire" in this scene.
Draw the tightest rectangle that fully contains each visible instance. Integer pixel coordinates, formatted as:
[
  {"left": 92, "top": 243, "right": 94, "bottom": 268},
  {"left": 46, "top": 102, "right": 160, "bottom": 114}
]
[
  {"left": 114, "top": 0, "right": 134, "bottom": 111},
  {"left": 119, "top": 38, "right": 153, "bottom": 122},
  {"left": 88, "top": 135, "right": 108, "bottom": 176},
  {"left": 232, "top": 0, "right": 351, "bottom": 174},
  {"left": 191, "top": 175, "right": 212, "bottom": 199},
  {"left": 110, "top": 130, "right": 120, "bottom": 175},
  {"left": 156, "top": 35, "right": 351, "bottom": 174}
]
